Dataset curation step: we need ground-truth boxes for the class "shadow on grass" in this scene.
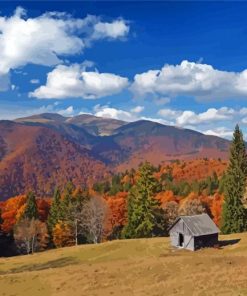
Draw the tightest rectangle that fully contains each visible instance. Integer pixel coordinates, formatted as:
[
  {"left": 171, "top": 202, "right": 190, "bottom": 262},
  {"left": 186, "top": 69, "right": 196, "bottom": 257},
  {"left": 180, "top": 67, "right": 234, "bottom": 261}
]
[
  {"left": 218, "top": 239, "right": 241, "bottom": 247},
  {"left": 0, "top": 257, "right": 79, "bottom": 275}
]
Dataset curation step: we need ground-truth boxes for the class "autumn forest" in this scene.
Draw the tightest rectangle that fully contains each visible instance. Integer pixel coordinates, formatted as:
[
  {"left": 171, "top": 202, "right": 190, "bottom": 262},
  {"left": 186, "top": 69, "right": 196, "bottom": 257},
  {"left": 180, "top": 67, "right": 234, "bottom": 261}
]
[{"left": 1, "top": 122, "right": 246, "bottom": 257}]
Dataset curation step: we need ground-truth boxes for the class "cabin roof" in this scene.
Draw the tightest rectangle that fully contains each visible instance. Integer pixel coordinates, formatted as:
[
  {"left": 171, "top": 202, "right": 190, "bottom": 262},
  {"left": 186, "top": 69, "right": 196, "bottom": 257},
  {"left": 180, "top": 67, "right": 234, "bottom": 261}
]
[{"left": 169, "top": 213, "right": 220, "bottom": 236}]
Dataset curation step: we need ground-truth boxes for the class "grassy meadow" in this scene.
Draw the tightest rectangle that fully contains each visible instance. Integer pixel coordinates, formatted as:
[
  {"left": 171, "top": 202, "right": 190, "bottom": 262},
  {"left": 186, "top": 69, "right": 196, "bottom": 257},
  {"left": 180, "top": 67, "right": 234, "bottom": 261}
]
[{"left": 0, "top": 234, "right": 247, "bottom": 296}]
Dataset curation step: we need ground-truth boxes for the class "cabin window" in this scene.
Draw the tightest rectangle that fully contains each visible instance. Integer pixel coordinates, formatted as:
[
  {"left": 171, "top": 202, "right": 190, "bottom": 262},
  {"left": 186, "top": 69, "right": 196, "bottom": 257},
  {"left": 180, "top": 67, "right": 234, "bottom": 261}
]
[{"left": 179, "top": 233, "right": 184, "bottom": 247}]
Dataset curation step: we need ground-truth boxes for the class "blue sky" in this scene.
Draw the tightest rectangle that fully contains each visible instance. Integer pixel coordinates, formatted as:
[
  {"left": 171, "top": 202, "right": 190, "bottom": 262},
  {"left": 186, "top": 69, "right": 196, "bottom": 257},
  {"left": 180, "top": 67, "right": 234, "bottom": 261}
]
[{"left": 1, "top": 2, "right": 247, "bottom": 138}]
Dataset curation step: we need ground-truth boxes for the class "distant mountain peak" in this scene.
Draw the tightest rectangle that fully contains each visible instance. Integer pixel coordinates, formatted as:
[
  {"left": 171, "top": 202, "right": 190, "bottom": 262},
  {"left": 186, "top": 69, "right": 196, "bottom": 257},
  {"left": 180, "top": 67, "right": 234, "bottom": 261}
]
[{"left": 15, "top": 113, "right": 66, "bottom": 123}]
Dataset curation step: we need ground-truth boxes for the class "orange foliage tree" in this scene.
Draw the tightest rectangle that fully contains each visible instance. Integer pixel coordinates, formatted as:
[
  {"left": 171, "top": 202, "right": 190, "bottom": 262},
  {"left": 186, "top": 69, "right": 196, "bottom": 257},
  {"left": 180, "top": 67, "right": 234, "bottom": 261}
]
[
  {"left": 52, "top": 221, "right": 74, "bottom": 248},
  {"left": 37, "top": 198, "right": 51, "bottom": 222},
  {"left": 0, "top": 195, "right": 27, "bottom": 233},
  {"left": 105, "top": 192, "right": 127, "bottom": 238},
  {"left": 155, "top": 190, "right": 177, "bottom": 207},
  {"left": 210, "top": 193, "right": 224, "bottom": 226},
  {"left": 0, "top": 195, "right": 51, "bottom": 233}
]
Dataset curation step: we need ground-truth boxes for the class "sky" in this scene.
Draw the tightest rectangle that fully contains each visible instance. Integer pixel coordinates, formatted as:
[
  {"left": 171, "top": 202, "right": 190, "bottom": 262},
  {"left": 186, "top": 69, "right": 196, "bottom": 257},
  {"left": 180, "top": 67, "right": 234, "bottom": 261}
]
[{"left": 1, "top": 1, "right": 247, "bottom": 139}]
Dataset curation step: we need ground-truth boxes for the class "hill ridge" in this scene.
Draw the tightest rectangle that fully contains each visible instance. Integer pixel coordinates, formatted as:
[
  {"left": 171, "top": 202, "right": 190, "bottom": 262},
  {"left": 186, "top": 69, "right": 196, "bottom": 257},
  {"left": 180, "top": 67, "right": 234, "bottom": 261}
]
[{"left": 0, "top": 113, "right": 230, "bottom": 199}]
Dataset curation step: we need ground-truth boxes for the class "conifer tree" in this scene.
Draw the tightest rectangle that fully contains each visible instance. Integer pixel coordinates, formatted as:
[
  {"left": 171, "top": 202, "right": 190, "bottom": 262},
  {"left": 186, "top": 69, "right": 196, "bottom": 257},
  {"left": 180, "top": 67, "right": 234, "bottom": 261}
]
[
  {"left": 22, "top": 191, "right": 38, "bottom": 220},
  {"left": 60, "top": 181, "right": 75, "bottom": 221},
  {"left": 221, "top": 124, "right": 247, "bottom": 234},
  {"left": 47, "top": 188, "right": 62, "bottom": 233},
  {"left": 123, "top": 162, "right": 165, "bottom": 238}
]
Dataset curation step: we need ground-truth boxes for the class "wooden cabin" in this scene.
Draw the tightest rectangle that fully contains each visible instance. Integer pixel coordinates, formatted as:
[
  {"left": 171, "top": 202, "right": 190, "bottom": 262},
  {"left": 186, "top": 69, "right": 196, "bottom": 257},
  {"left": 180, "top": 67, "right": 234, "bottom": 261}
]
[{"left": 168, "top": 213, "right": 220, "bottom": 251}]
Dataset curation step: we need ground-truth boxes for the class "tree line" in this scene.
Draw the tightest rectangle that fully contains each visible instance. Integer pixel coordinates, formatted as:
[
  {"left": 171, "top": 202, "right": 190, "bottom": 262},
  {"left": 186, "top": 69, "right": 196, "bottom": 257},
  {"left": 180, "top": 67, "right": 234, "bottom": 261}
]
[{"left": 1, "top": 185, "right": 108, "bottom": 255}]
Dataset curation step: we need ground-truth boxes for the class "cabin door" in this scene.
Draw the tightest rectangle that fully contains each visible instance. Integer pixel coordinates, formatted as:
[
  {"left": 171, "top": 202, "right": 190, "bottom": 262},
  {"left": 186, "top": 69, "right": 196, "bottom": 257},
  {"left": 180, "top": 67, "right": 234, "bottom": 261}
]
[{"left": 179, "top": 233, "right": 184, "bottom": 247}]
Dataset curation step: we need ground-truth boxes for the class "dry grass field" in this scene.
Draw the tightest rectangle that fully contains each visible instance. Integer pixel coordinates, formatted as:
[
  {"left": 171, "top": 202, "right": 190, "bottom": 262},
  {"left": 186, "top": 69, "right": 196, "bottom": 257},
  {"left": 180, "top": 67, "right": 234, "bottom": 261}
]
[{"left": 0, "top": 234, "right": 247, "bottom": 296}]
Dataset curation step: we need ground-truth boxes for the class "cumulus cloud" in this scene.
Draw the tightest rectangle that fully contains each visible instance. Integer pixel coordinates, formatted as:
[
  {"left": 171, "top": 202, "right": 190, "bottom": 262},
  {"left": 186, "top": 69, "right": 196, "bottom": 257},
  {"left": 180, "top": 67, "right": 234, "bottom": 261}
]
[
  {"left": 203, "top": 127, "right": 234, "bottom": 138},
  {"left": 131, "top": 60, "right": 247, "bottom": 101},
  {"left": 29, "top": 63, "right": 129, "bottom": 99},
  {"left": 93, "top": 20, "right": 129, "bottom": 39},
  {"left": 177, "top": 107, "right": 234, "bottom": 125},
  {"left": 158, "top": 108, "right": 181, "bottom": 120},
  {"left": 57, "top": 106, "right": 75, "bottom": 116},
  {"left": 0, "top": 7, "right": 129, "bottom": 86},
  {"left": 94, "top": 105, "right": 135, "bottom": 121},
  {"left": 158, "top": 107, "right": 235, "bottom": 126},
  {"left": 93, "top": 105, "right": 171, "bottom": 125},
  {"left": 156, "top": 106, "right": 247, "bottom": 139},
  {"left": 93, "top": 104, "right": 146, "bottom": 121},
  {"left": 131, "top": 106, "right": 144, "bottom": 113},
  {"left": 92, "top": 104, "right": 237, "bottom": 132}
]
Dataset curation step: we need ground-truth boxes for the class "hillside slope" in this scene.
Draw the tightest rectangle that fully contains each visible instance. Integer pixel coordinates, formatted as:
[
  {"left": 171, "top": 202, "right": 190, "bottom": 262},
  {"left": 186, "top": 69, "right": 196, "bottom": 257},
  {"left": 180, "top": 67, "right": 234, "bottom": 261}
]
[
  {"left": 0, "top": 113, "right": 231, "bottom": 198},
  {"left": 0, "top": 121, "right": 108, "bottom": 199},
  {"left": 14, "top": 114, "right": 230, "bottom": 168},
  {"left": 160, "top": 158, "right": 228, "bottom": 182},
  {"left": 0, "top": 234, "right": 246, "bottom": 296},
  {"left": 110, "top": 120, "right": 230, "bottom": 169}
]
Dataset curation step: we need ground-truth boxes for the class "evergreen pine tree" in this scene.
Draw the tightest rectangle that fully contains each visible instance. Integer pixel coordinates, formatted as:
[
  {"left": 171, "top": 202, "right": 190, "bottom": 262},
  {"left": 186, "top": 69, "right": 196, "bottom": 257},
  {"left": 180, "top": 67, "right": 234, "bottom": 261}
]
[
  {"left": 206, "top": 176, "right": 214, "bottom": 195},
  {"left": 63, "top": 181, "right": 75, "bottom": 199},
  {"left": 212, "top": 171, "right": 219, "bottom": 188},
  {"left": 219, "top": 172, "right": 227, "bottom": 194},
  {"left": 22, "top": 191, "right": 39, "bottom": 220},
  {"left": 123, "top": 162, "right": 166, "bottom": 238},
  {"left": 221, "top": 124, "right": 247, "bottom": 234},
  {"left": 47, "top": 188, "right": 62, "bottom": 233},
  {"left": 60, "top": 181, "right": 75, "bottom": 220}
]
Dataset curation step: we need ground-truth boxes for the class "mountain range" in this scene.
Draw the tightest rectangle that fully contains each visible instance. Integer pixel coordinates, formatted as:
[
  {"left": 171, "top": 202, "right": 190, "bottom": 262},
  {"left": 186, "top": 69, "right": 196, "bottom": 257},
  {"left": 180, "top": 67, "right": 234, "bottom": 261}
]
[{"left": 0, "top": 113, "right": 230, "bottom": 199}]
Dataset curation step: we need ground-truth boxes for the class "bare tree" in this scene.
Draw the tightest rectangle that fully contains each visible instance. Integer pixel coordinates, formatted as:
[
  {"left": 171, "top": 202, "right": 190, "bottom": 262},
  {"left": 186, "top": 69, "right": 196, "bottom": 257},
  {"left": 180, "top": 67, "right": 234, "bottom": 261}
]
[
  {"left": 179, "top": 199, "right": 206, "bottom": 216},
  {"left": 162, "top": 201, "right": 179, "bottom": 227},
  {"left": 79, "top": 196, "right": 107, "bottom": 244},
  {"left": 14, "top": 218, "right": 49, "bottom": 254}
]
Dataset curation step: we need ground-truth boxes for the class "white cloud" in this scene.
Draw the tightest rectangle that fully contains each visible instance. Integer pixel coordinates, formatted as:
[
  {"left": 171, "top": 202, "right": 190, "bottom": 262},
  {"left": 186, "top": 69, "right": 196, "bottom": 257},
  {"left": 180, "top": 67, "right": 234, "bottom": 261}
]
[
  {"left": 158, "top": 107, "right": 234, "bottom": 126},
  {"left": 156, "top": 106, "right": 245, "bottom": 138},
  {"left": 93, "top": 104, "right": 147, "bottom": 121},
  {"left": 93, "top": 105, "right": 170, "bottom": 124},
  {"left": 30, "top": 63, "right": 129, "bottom": 99},
  {"left": 131, "top": 60, "right": 247, "bottom": 101},
  {"left": 93, "top": 107, "right": 171, "bottom": 125},
  {"left": 0, "top": 7, "right": 129, "bottom": 88},
  {"left": 30, "top": 79, "right": 40, "bottom": 84},
  {"left": 131, "top": 106, "right": 144, "bottom": 113},
  {"left": 94, "top": 105, "right": 134, "bottom": 121},
  {"left": 177, "top": 107, "right": 234, "bottom": 125},
  {"left": 93, "top": 20, "right": 129, "bottom": 39},
  {"left": 158, "top": 108, "right": 181, "bottom": 120},
  {"left": 92, "top": 105, "right": 238, "bottom": 137},
  {"left": 203, "top": 127, "right": 234, "bottom": 138},
  {"left": 57, "top": 106, "right": 75, "bottom": 116}
]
